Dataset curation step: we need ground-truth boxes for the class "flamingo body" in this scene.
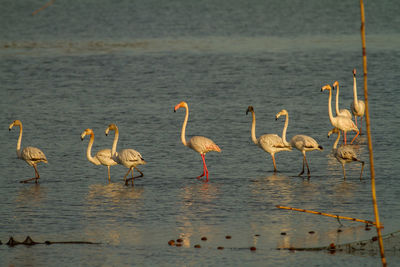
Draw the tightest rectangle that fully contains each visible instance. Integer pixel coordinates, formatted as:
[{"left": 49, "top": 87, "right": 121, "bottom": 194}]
[
  {"left": 81, "top": 128, "right": 117, "bottom": 182},
  {"left": 9, "top": 120, "right": 47, "bottom": 183},
  {"left": 174, "top": 101, "right": 221, "bottom": 182}
]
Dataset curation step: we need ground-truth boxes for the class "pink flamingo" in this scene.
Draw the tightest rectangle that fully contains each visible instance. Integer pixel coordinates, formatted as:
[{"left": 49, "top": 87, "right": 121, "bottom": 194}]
[{"left": 174, "top": 101, "right": 221, "bottom": 182}]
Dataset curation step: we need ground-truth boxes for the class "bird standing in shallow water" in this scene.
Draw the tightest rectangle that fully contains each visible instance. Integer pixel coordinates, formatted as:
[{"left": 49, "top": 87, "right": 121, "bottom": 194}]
[
  {"left": 9, "top": 120, "right": 48, "bottom": 183},
  {"left": 275, "top": 109, "right": 322, "bottom": 178},
  {"left": 246, "top": 106, "right": 291, "bottom": 173},
  {"left": 321, "top": 84, "right": 359, "bottom": 144},
  {"left": 81, "top": 128, "right": 118, "bottom": 183},
  {"left": 105, "top": 123, "right": 146, "bottom": 186},
  {"left": 174, "top": 101, "right": 221, "bottom": 182},
  {"left": 328, "top": 127, "right": 364, "bottom": 180},
  {"left": 350, "top": 69, "right": 365, "bottom": 134}
]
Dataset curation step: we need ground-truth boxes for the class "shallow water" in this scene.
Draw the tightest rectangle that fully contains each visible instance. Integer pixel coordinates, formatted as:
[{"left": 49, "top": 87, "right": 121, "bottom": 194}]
[{"left": 1, "top": 0, "right": 400, "bottom": 266}]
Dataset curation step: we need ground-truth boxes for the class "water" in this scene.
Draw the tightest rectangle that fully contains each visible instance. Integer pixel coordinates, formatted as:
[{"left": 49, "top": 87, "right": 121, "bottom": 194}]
[{"left": 1, "top": 0, "right": 400, "bottom": 266}]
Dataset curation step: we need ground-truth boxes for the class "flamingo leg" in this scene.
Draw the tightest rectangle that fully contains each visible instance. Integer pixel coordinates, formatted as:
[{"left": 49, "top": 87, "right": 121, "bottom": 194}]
[
  {"left": 123, "top": 167, "right": 132, "bottom": 185},
  {"left": 342, "top": 163, "right": 346, "bottom": 179},
  {"left": 197, "top": 154, "right": 209, "bottom": 182},
  {"left": 20, "top": 165, "right": 40, "bottom": 184},
  {"left": 359, "top": 117, "right": 363, "bottom": 134},
  {"left": 107, "top": 166, "right": 111, "bottom": 183},
  {"left": 344, "top": 131, "right": 347, "bottom": 145},
  {"left": 350, "top": 130, "right": 360, "bottom": 144},
  {"left": 125, "top": 167, "right": 144, "bottom": 186},
  {"left": 271, "top": 154, "right": 277, "bottom": 172},
  {"left": 304, "top": 154, "right": 311, "bottom": 178},
  {"left": 298, "top": 156, "right": 305, "bottom": 176}
]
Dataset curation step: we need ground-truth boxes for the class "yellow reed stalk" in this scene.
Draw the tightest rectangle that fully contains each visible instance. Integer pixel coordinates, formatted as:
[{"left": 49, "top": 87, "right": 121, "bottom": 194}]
[
  {"left": 359, "top": 0, "right": 386, "bottom": 265},
  {"left": 276, "top": 205, "right": 376, "bottom": 225}
]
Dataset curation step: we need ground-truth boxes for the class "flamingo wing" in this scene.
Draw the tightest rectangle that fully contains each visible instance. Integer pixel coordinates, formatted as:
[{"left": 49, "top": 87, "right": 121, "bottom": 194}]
[
  {"left": 21, "top": 146, "right": 47, "bottom": 165},
  {"left": 259, "top": 134, "right": 287, "bottom": 149},
  {"left": 188, "top": 136, "right": 221, "bottom": 154},
  {"left": 118, "top": 149, "right": 146, "bottom": 167}
]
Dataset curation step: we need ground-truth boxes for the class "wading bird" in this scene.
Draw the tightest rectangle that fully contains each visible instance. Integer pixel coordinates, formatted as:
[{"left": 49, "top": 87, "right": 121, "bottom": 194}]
[
  {"left": 350, "top": 69, "right": 365, "bottom": 133},
  {"left": 275, "top": 109, "right": 322, "bottom": 178},
  {"left": 105, "top": 123, "right": 146, "bottom": 186},
  {"left": 174, "top": 101, "right": 221, "bottom": 182},
  {"left": 9, "top": 120, "right": 48, "bottom": 183},
  {"left": 328, "top": 128, "right": 364, "bottom": 180},
  {"left": 246, "top": 106, "right": 291, "bottom": 173},
  {"left": 81, "top": 128, "right": 118, "bottom": 183},
  {"left": 321, "top": 84, "right": 359, "bottom": 144}
]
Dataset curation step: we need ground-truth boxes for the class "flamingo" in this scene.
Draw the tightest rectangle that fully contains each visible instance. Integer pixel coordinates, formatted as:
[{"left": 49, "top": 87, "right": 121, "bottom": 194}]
[
  {"left": 9, "top": 120, "right": 48, "bottom": 183},
  {"left": 246, "top": 106, "right": 291, "bottom": 173},
  {"left": 174, "top": 101, "right": 221, "bottom": 182},
  {"left": 321, "top": 84, "right": 359, "bottom": 144},
  {"left": 350, "top": 69, "right": 365, "bottom": 133},
  {"left": 275, "top": 109, "right": 323, "bottom": 178},
  {"left": 80, "top": 128, "right": 118, "bottom": 183},
  {"left": 332, "top": 81, "right": 352, "bottom": 120},
  {"left": 105, "top": 123, "right": 146, "bottom": 186},
  {"left": 328, "top": 127, "right": 364, "bottom": 180}
]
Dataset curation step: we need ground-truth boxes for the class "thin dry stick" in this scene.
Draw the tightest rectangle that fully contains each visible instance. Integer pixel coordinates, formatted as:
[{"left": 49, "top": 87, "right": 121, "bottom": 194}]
[
  {"left": 359, "top": 0, "right": 386, "bottom": 266},
  {"left": 32, "top": 0, "right": 55, "bottom": 16},
  {"left": 276, "top": 205, "right": 376, "bottom": 225}
]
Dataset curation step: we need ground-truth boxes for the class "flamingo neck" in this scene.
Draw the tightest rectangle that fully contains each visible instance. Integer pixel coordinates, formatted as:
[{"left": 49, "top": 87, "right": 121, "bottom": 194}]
[
  {"left": 86, "top": 132, "right": 100, "bottom": 165},
  {"left": 353, "top": 74, "right": 359, "bottom": 106},
  {"left": 16, "top": 125, "right": 23, "bottom": 158},
  {"left": 111, "top": 127, "right": 119, "bottom": 158},
  {"left": 327, "top": 89, "right": 336, "bottom": 126},
  {"left": 335, "top": 84, "right": 340, "bottom": 116},
  {"left": 281, "top": 113, "right": 289, "bottom": 146},
  {"left": 333, "top": 130, "right": 340, "bottom": 150},
  {"left": 250, "top": 111, "right": 258, "bottom": 145},
  {"left": 180, "top": 106, "right": 188, "bottom": 146}
]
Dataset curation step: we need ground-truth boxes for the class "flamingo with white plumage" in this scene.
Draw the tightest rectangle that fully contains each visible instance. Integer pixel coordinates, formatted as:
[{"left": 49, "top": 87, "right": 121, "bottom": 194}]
[
  {"left": 9, "top": 120, "right": 48, "bottom": 183},
  {"left": 350, "top": 68, "right": 365, "bottom": 134},
  {"left": 174, "top": 101, "right": 221, "bottom": 182}
]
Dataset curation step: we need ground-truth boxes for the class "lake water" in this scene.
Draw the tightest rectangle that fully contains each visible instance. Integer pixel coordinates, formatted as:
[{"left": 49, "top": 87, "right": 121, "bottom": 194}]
[{"left": 1, "top": 0, "right": 400, "bottom": 266}]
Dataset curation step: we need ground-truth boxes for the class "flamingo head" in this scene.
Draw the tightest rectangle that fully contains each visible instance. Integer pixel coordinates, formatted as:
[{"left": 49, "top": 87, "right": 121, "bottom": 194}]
[
  {"left": 81, "top": 128, "right": 93, "bottom": 140},
  {"left": 353, "top": 68, "right": 356, "bottom": 76},
  {"left": 275, "top": 109, "right": 288, "bottom": 120},
  {"left": 246, "top": 106, "right": 254, "bottom": 115},
  {"left": 174, "top": 101, "right": 188, "bottom": 112},
  {"left": 321, "top": 84, "right": 332, "bottom": 92},
  {"left": 105, "top": 123, "right": 118, "bottom": 136},
  {"left": 327, "top": 127, "right": 340, "bottom": 138},
  {"left": 9, "top": 120, "right": 22, "bottom": 131},
  {"left": 332, "top": 81, "right": 339, "bottom": 89}
]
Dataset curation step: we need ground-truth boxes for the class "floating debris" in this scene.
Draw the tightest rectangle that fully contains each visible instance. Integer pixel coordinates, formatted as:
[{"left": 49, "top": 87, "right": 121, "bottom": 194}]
[
  {"left": 280, "top": 232, "right": 287, "bottom": 235},
  {"left": 176, "top": 238, "right": 183, "bottom": 243},
  {"left": 225, "top": 235, "right": 232, "bottom": 239},
  {"left": 5, "top": 236, "right": 100, "bottom": 246},
  {"left": 201, "top": 237, "right": 207, "bottom": 241},
  {"left": 176, "top": 243, "right": 182, "bottom": 247},
  {"left": 308, "top": 231, "right": 315, "bottom": 234},
  {"left": 217, "top": 246, "right": 224, "bottom": 250},
  {"left": 250, "top": 246, "right": 257, "bottom": 251},
  {"left": 255, "top": 234, "right": 260, "bottom": 237},
  {"left": 194, "top": 244, "right": 201, "bottom": 248},
  {"left": 337, "top": 229, "right": 342, "bottom": 233},
  {"left": 168, "top": 240, "right": 175, "bottom": 246}
]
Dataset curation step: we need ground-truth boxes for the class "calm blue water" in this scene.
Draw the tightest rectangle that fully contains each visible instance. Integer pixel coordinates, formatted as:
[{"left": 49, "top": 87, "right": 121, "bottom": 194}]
[{"left": 1, "top": 0, "right": 400, "bottom": 266}]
